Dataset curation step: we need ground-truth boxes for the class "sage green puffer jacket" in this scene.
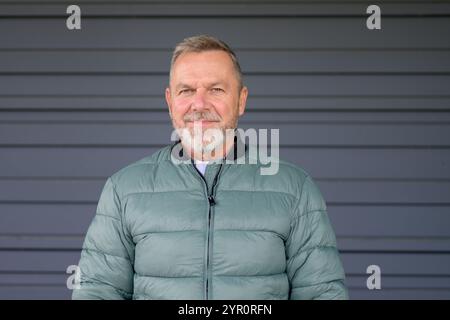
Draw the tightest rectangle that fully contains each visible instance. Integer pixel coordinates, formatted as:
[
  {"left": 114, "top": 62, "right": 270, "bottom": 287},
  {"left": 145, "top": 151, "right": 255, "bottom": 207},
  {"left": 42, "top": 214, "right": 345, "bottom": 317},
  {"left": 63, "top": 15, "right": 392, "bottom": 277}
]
[{"left": 72, "top": 139, "right": 348, "bottom": 300}]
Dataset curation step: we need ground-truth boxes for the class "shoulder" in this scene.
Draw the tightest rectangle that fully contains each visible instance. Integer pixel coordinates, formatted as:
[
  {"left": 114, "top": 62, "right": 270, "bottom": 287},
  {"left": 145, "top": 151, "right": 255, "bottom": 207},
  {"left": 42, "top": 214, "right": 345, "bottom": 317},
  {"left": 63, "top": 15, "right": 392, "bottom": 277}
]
[
  {"left": 107, "top": 144, "right": 173, "bottom": 194},
  {"left": 247, "top": 150, "right": 310, "bottom": 188},
  {"left": 250, "top": 154, "right": 326, "bottom": 210},
  {"left": 276, "top": 160, "right": 327, "bottom": 213}
]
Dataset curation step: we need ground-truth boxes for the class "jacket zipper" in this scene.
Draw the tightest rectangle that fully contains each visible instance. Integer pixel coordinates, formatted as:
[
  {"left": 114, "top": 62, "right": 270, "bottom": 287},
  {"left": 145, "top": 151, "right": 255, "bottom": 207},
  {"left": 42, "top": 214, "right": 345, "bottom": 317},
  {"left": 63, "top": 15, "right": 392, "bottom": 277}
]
[{"left": 191, "top": 161, "right": 223, "bottom": 300}]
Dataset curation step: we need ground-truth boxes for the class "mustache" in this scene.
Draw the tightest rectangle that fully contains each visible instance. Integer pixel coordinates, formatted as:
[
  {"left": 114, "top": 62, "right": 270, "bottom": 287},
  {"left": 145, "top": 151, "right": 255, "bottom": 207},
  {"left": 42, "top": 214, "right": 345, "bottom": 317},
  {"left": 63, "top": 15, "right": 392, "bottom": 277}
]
[{"left": 183, "top": 111, "right": 221, "bottom": 122}]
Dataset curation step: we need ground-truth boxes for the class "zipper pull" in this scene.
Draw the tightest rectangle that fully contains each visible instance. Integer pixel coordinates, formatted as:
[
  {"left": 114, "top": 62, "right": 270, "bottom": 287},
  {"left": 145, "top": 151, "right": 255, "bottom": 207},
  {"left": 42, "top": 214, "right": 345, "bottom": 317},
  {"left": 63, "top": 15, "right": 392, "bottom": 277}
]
[{"left": 208, "top": 196, "right": 216, "bottom": 206}]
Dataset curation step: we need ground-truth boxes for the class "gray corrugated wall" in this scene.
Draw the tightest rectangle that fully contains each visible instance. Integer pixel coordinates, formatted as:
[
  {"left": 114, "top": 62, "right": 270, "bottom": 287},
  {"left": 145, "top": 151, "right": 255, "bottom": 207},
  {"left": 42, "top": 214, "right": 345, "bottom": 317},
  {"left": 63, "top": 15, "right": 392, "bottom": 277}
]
[{"left": 0, "top": 0, "right": 449, "bottom": 299}]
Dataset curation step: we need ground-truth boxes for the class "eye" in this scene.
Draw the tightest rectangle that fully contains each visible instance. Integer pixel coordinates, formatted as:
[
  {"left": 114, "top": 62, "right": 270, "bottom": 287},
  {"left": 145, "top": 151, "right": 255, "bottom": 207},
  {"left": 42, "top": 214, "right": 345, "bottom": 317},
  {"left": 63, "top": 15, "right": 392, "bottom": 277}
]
[
  {"left": 179, "top": 89, "right": 194, "bottom": 95},
  {"left": 211, "top": 87, "right": 224, "bottom": 93}
]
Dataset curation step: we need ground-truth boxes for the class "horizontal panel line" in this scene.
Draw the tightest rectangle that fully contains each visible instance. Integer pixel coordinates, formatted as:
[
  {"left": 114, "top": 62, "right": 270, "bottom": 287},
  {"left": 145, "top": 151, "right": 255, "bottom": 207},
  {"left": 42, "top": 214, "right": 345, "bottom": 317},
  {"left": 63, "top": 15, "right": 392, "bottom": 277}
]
[
  {"left": 1, "top": 145, "right": 450, "bottom": 154},
  {"left": 2, "top": 48, "right": 450, "bottom": 53},
  {"left": 1, "top": 144, "right": 450, "bottom": 149},
  {"left": 2, "top": 201, "right": 450, "bottom": 206},
  {"left": 3, "top": 120, "right": 450, "bottom": 125},
  {"left": 6, "top": 120, "right": 450, "bottom": 125},
  {"left": 328, "top": 178, "right": 450, "bottom": 182},
  {"left": 0, "top": 247, "right": 450, "bottom": 255},
  {"left": 0, "top": 248, "right": 82, "bottom": 252},
  {"left": 0, "top": 142, "right": 444, "bottom": 151},
  {"left": 0, "top": 177, "right": 105, "bottom": 181},
  {"left": 328, "top": 202, "right": 450, "bottom": 206},
  {"left": 2, "top": 234, "right": 450, "bottom": 241},
  {"left": 0, "top": 0, "right": 377, "bottom": 3},
  {"left": 1, "top": 94, "right": 450, "bottom": 99},
  {"left": 2, "top": 177, "right": 450, "bottom": 183},
  {"left": 0, "top": 144, "right": 169, "bottom": 148},
  {"left": 2, "top": 248, "right": 450, "bottom": 254},
  {"left": 1, "top": 284, "right": 450, "bottom": 290},
  {"left": 1, "top": 271, "right": 449, "bottom": 278},
  {"left": 2, "top": 109, "right": 450, "bottom": 113},
  {"left": 2, "top": 109, "right": 450, "bottom": 114},
  {"left": 1, "top": 1, "right": 339, "bottom": 3},
  {"left": 338, "top": 236, "right": 450, "bottom": 240},
  {"left": 0, "top": 234, "right": 84, "bottom": 238},
  {"left": 1, "top": 284, "right": 450, "bottom": 291},
  {"left": 2, "top": 72, "right": 450, "bottom": 76},
  {"left": 340, "top": 250, "right": 450, "bottom": 254},
  {"left": 0, "top": 201, "right": 97, "bottom": 205},
  {"left": 0, "top": 270, "right": 64, "bottom": 275},
  {"left": 0, "top": 284, "right": 66, "bottom": 287},
  {"left": 1, "top": 145, "right": 449, "bottom": 151},
  {"left": 346, "top": 273, "right": 450, "bottom": 278},
  {"left": 8, "top": 199, "right": 450, "bottom": 207},
  {"left": 347, "top": 287, "right": 450, "bottom": 291},
  {"left": 320, "top": 178, "right": 450, "bottom": 182},
  {"left": 3, "top": 73, "right": 450, "bottom": 77},
  {"left": 2, "top": 15, "right": 450, "bottom": 19},
  {"left": 1, "top": 0, "right": 449, "bottom": 4}
]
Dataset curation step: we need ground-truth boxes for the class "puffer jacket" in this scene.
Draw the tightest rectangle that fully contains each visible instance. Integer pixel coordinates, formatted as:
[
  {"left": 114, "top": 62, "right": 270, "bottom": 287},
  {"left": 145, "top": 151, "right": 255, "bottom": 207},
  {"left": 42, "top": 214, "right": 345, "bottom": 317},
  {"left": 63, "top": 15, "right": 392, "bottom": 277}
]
[{"left": 72, "top": 136, "right": 348, "bottom": 300}]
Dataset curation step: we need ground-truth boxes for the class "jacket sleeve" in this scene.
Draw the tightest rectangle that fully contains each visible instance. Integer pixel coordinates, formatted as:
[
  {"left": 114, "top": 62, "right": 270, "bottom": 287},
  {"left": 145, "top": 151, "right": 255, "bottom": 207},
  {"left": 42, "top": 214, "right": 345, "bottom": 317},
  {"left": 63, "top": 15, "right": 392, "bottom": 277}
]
[
  {"left": 72, "top": 177, "right": 135, "bottom": 300},
  {"left": 286, "top": 175, "right": 348, "bottom": 300}
]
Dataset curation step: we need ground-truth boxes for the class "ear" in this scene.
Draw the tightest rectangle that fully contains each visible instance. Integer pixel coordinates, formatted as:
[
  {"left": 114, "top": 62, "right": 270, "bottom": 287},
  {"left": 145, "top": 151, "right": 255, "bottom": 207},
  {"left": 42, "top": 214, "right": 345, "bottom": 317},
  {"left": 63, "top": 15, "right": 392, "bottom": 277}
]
[
  {"left": 165, "top": 87, "right": 173, "bottom": 118},
  {"left": 238, "top": 86, "right": 248, "bottom": 116}
]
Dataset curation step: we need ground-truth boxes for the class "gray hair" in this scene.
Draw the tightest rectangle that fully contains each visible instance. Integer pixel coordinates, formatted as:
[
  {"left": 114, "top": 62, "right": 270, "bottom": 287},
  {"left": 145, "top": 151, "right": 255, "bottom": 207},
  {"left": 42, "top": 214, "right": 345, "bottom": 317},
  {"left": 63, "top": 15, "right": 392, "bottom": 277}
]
[{"left": 170, "top": 35, "right": 243, "bottom": 90}]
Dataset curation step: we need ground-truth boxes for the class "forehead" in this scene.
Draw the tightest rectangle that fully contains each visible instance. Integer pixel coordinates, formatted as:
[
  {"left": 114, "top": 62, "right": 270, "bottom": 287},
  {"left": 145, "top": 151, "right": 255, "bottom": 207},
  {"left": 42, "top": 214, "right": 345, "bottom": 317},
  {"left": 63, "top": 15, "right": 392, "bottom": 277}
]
[{"left": 170, "top": 50, "right": 236, "bottom": 85}]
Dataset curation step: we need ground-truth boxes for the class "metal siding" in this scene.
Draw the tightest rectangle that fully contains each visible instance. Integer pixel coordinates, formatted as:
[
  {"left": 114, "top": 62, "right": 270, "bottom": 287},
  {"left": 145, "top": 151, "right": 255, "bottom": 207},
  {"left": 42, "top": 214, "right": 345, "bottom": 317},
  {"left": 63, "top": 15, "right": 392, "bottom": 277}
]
[{"left": 0, "top": 0, "right": 449, "bottom": 299}]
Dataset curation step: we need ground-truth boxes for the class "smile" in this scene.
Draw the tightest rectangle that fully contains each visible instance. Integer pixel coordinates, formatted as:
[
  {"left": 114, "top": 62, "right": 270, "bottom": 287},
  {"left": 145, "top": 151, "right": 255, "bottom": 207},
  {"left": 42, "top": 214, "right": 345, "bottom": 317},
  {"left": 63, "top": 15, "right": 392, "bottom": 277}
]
[{"left": 187, "top": 120, "right": 219, "bottom": 126}]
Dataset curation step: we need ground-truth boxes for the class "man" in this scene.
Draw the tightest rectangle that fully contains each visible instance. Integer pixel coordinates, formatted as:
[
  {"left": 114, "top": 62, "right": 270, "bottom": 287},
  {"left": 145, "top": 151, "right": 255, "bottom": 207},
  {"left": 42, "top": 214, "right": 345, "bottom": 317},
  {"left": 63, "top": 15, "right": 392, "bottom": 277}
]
[{"left": 72, "top": 35, "right": 348, "bottom": 300}]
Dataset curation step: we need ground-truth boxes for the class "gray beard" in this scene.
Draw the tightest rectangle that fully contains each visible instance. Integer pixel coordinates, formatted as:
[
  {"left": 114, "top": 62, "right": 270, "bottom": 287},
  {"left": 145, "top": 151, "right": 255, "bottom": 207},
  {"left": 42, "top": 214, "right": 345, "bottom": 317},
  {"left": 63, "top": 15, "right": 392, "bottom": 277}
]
[{"left": 176, "top": 126, "right": 226, "bottom": 155}]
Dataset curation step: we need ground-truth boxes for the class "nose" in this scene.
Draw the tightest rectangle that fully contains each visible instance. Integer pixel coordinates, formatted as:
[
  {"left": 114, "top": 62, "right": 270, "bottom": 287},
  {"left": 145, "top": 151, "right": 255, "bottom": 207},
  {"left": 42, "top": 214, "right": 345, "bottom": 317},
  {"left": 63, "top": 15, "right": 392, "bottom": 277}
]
[{"left": 191, "top": 88, "right": 208, "bottom": 111}]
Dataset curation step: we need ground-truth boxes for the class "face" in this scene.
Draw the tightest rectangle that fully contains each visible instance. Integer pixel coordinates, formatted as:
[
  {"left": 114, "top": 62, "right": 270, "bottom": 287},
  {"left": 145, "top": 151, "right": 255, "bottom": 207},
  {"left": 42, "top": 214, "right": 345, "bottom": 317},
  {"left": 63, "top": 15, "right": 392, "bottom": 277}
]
[{"left": 165, "top": 50, "right": 248, "bottom": 159}]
